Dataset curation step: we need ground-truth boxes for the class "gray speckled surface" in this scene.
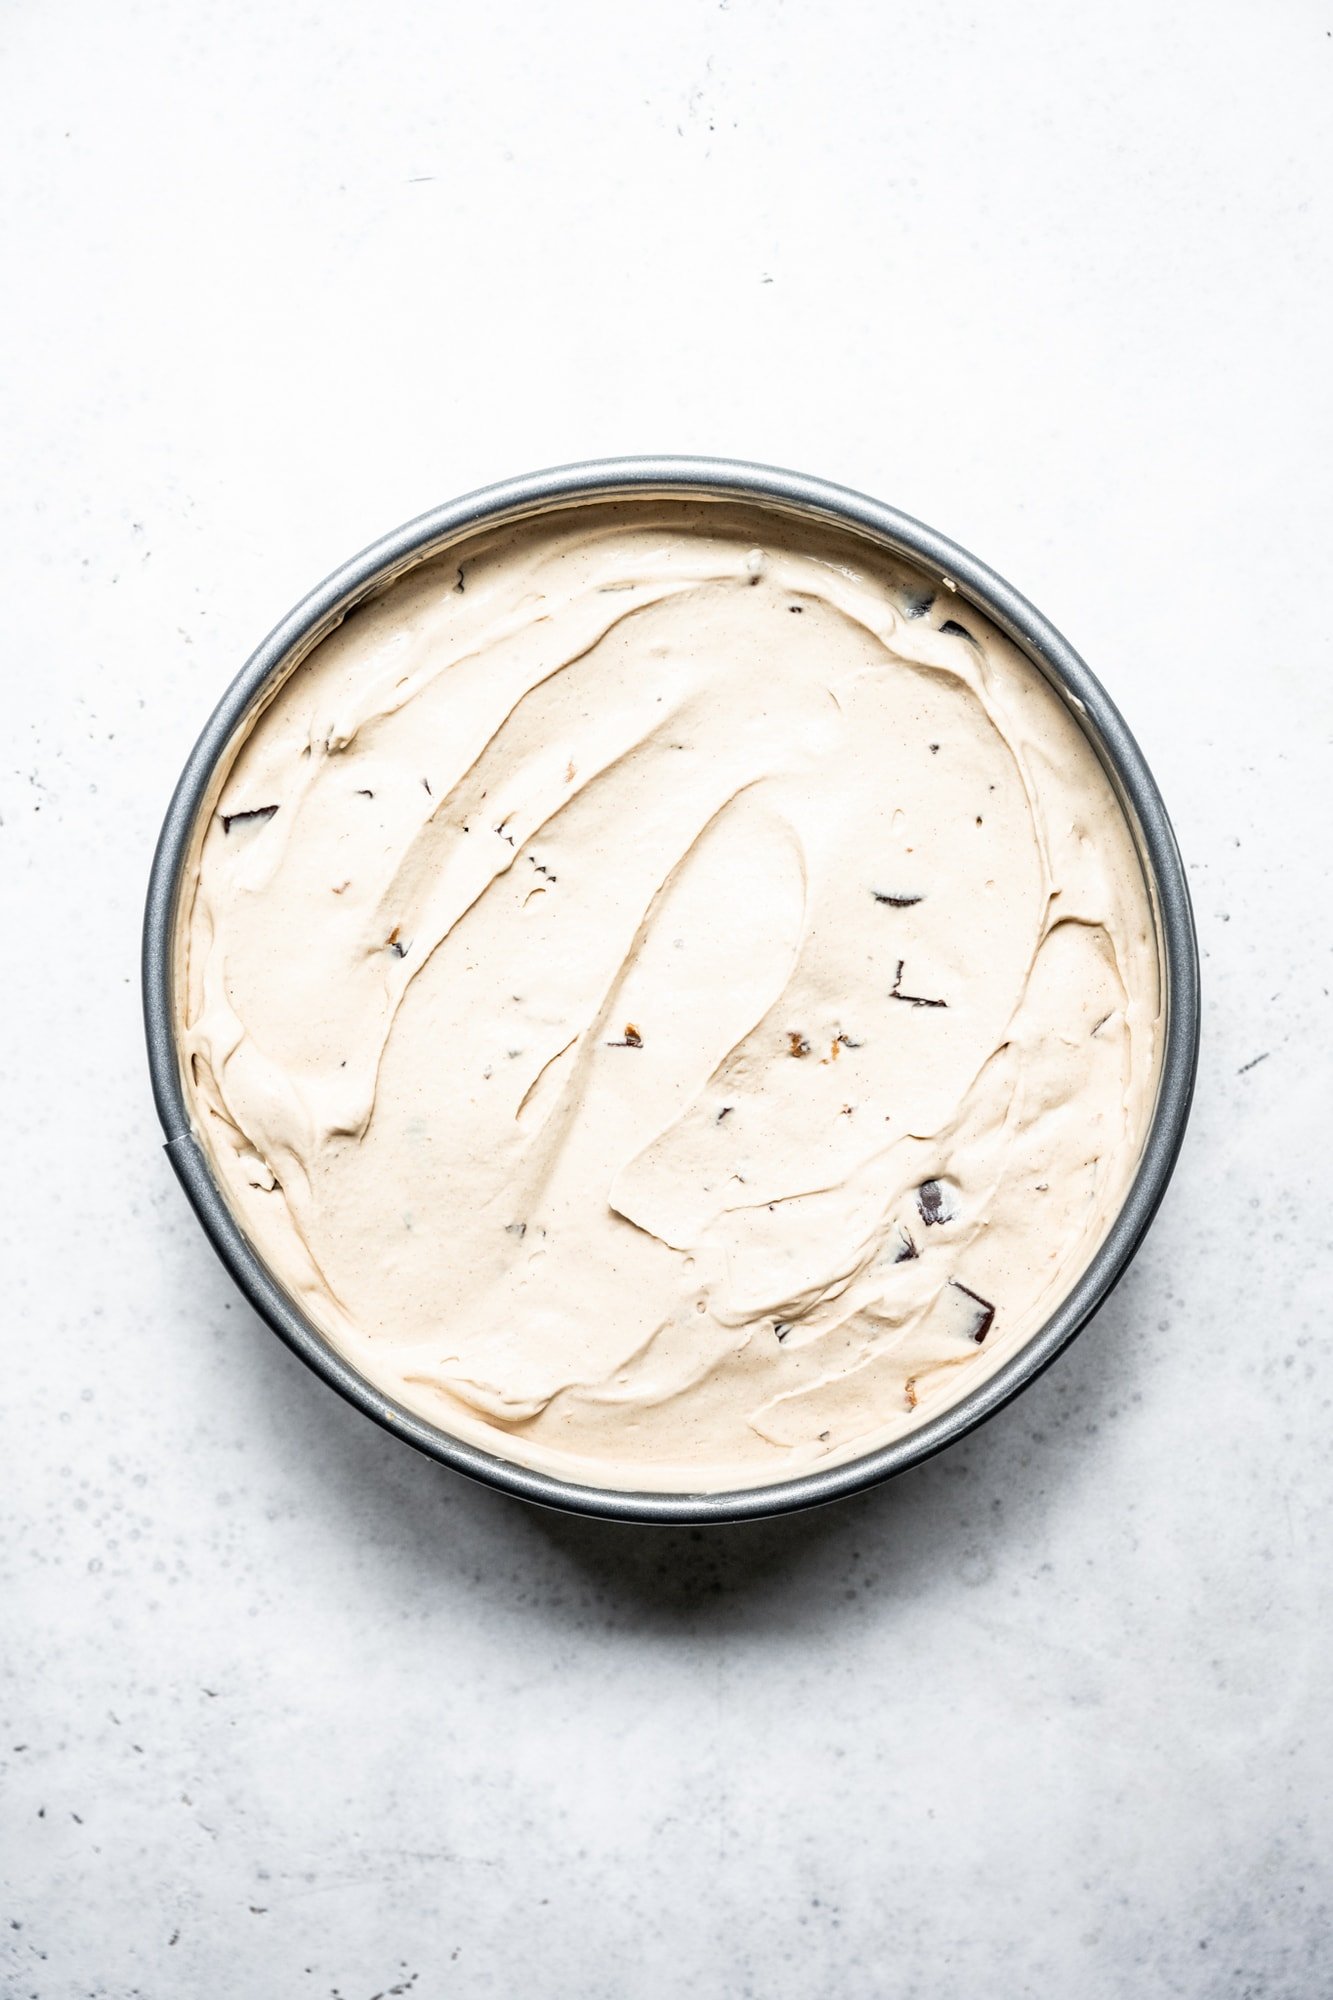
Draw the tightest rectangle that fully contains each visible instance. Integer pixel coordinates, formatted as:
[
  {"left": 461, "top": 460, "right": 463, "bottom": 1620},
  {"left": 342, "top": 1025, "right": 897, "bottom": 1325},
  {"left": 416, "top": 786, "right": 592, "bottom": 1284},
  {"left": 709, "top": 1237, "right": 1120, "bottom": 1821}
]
[{"left": 2, "top": 2, "right": 1330, "bottom": 1995}]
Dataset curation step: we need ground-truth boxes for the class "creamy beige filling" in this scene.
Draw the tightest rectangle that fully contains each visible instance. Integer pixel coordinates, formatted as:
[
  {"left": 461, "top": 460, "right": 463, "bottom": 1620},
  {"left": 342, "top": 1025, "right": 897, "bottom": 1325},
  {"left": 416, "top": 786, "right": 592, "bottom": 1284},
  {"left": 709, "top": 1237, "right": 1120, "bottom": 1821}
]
[{"left": 177, "top": 498, "right": 1162, "bottom": 1492}]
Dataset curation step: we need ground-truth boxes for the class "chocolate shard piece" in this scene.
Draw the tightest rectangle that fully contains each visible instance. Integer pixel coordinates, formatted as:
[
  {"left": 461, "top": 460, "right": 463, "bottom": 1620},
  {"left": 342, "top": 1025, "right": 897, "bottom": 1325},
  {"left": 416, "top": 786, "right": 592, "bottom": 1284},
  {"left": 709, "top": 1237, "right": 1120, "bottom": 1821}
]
[
  {"left": 774, "top": 1321, "right": 791, "bottom": 1343},
  {"left": 893, "top": 1225, "right": 919, "bottom": 1263},
  {"left": 917, "top": 1180, "right": 953, "bottom": 1227},
  {"left": 872, "top": 890, "right": 923, "bottom": 907},
  {"left": 834, "top": 1031, "right": 863, "bottom": 1050},
  {"left": 902, "top": 589, "right": 935, "bottom": 619},
  {"left": 788, "top": 1031, "right": 811, "bottom": 1057},
  {"left": 386, "top": 926, "right": 408, "bottom": 959},
  {"left": 607, "top": 1023, "right": 643, "bottom": 1048},
  {"left": 716, "top": 1105, "right": 734, "bottom": 1122},
  {"left": 220, "top": 804, "right": 279, "bottom": 834},
  {"left": 939, "top": 619, "right": 977, "bottom": 645},
  {"left": 950, "top": 1279, "right": 996, "bottom": 1343},
  {"left": 890, "top": 960, "right": 948, "bottom": 1009}
]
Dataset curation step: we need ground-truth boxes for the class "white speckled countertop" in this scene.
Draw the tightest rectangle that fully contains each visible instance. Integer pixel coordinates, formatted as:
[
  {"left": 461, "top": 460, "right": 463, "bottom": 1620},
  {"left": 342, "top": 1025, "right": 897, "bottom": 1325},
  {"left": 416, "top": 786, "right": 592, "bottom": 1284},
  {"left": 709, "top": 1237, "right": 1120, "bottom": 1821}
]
[{"left": 2, "top": 3, "right": 1329, "bottom": 1995}]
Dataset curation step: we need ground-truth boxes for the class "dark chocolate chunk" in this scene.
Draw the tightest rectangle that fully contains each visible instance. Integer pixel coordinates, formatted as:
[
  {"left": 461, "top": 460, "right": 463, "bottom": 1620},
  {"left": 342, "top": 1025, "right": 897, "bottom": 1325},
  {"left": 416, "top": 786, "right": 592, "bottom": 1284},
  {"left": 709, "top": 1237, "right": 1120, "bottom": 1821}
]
[
  {"left": 902, "top": 589, "right": 935, "bottom": 619},
  {"left": 505, "top": 1221, "right": 527, "bottom": 1238},
  {"left": 788, "top": 1031, "right": 811, "bottom": 1057},
  {"left": 774, "top": 1322, "right": 791, "bottom": 1342},
  {"left": 917, "top": 1180, "right": 953, "bottom": 1227},
  {"left": 607, "top": 1023, "right": 643, "bottom": 1048},
  {"left": 834, "top": 1031, "right": 863, "bottom": 1050},
  {"left": 386, "top": 926, "right": 408, "bottom": 959},
  {"left": 872, "top": 890, "right": 923, "bottom": 907},
  {"left": 928, "top": 742, "right": 940, "bottom": 754},
  {"left": 893, "top": 1226, "right": 919, "bottom": 1263},
  {"left": 939, "top": 619, "right": 977, "bottom": 645},
  {"left": 716, "top": 1105, "right": 734, "bottom": 1122},
  {"left": 220, "top": 804, "right": 278, "bottom": 834},
  {"left": 454, "top": 566, "right": 466, "bottom": 593},
  {"left": 890, "top": 960, "right": 947, "bottom": 1009},
  {"left": 356, "top": 788, "right": 375, "bottom": 799},
  {"left": 950, "top": 1279, "right": 996, "bottom": 1343},
  {"left": 788, "top": 604, "right": 804, "bottom": 613}
]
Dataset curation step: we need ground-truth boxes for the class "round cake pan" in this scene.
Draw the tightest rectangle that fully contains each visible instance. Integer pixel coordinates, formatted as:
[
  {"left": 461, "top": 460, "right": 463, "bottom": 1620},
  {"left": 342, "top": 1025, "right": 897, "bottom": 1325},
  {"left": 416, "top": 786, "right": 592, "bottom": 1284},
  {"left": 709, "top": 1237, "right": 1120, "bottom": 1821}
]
[{"left": 143, "top": 457, "right": 1200, "bottom": 1524}]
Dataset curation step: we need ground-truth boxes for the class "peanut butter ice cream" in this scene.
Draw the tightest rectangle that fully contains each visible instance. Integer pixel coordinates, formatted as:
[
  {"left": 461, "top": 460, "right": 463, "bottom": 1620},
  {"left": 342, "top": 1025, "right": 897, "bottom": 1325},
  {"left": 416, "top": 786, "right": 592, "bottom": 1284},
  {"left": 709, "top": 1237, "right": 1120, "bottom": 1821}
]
[{"left": 176, "top": 499, "right": 1161, "bottom": 1491}]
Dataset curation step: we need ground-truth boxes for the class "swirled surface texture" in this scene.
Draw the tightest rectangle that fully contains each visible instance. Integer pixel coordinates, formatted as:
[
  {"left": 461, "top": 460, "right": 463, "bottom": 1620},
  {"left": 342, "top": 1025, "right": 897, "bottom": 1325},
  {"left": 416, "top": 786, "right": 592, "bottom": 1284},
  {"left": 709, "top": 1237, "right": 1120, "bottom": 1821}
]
[{"left": 179, "top": 501, "right": 1161, "bottom": 1490}]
